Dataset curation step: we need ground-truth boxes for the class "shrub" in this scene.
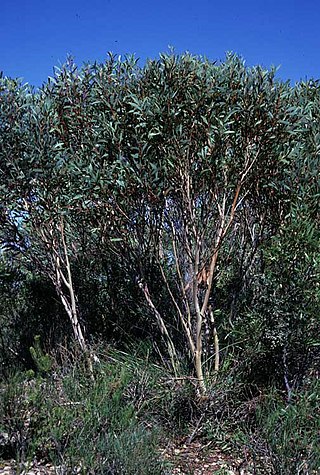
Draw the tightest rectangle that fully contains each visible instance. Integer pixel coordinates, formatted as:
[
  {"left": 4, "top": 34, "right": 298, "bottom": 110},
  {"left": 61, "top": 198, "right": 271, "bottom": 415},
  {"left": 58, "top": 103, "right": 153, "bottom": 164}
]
[
  {"left": 0, "top": 350, "right": 168, "bottom": 474},
  {"left": 239, "top": 380, "right": 320, "bottom": 474}
]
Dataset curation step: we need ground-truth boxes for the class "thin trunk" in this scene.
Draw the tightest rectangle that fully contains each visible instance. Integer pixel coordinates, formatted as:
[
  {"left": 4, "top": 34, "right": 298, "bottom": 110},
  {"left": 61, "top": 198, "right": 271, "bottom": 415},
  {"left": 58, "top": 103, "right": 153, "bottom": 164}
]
[
  {"left": 193, "top": 240, "right": 206, "bottom": 394},
  {"left": 49, "top": 219, "right": 99, "bottom": 373},
  {"left": 209, "top": 305, "right": 220, "bottom": 374},
  {"left": 34, "top": 222, "right": 91, "bottom": 357},
  {"left": 60, "top": 219, "right": 88, "bottom": 353},
  {"left": 158, "top": 261, "right": 195, "bottom": 357},
  {"left": 213, "top": 327, "right": 219, "bottom": 373},
  {"left": 56, "top": 284, "right": 87, "bottom": 352},
  {"left": 138, "top": 280, "right": 179, "bottom": 376}
]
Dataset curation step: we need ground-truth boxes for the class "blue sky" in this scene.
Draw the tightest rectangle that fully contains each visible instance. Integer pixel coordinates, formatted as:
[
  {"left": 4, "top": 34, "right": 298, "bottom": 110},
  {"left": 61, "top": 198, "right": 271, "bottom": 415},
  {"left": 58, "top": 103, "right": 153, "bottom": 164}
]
[{"left": 1, "top": 0, "right": 319, "bottom": 87}]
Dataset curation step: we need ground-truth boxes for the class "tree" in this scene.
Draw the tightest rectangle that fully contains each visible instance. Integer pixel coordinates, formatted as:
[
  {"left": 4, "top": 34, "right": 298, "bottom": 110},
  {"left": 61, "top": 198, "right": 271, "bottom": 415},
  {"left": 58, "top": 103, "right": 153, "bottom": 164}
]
[
  {"left": 0, "top": 54, "right": 304, "bottom": 391},
  {"left": 0, "top": 70, "right": 98, "bottom": 364},
  {"left": 92, "top": 53, "right": 298, "bottom": 392}
]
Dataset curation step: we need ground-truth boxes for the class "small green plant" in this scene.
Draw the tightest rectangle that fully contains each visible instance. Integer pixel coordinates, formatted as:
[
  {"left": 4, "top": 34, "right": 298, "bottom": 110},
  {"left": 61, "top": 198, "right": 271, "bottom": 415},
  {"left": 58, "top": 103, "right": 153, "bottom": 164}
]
[{"left": 29, "top": 335, "right": 52, "bottom": 376}]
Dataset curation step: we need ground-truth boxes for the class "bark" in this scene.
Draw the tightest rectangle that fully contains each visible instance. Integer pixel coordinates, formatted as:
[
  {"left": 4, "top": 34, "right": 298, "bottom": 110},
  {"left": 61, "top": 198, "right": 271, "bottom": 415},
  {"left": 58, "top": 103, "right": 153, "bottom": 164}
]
[
  {"left": 209, "top": 305, "right": 220, "bottom": 374},
  {"left": 191, "top": 238, "right": 206, "bottom": 394},
  {"left": 44, "top": 218, "right": 99, "bottom": 373},
  {"left": 138, "top": 280, "right": 179, "bottom": 376}
]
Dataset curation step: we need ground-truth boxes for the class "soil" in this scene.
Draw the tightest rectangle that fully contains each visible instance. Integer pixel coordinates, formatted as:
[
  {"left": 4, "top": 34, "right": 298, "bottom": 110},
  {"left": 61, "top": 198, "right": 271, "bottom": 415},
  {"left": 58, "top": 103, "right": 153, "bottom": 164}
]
[
  {"left": 0, "top": 438, "right": 252, "bottom": 474},
  {"left": 160, "top": 437, "right": 248, "bottom": 474}
]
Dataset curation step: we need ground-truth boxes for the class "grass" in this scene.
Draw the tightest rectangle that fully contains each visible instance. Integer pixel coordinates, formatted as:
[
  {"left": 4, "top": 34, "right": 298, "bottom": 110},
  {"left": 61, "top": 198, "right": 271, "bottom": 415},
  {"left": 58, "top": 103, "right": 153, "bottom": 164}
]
[
  {"left": 1, "top": 343, "right": 319, "bottom": 474},
  {"left": 0, "top": 346, "right": 169, "bottom": 474}
]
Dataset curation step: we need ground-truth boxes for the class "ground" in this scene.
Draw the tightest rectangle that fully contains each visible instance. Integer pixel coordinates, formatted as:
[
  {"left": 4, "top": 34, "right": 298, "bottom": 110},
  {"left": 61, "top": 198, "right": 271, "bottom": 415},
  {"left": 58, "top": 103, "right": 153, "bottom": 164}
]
[{"left": 0, "top": 437, "right": 256, "bottom": 474}]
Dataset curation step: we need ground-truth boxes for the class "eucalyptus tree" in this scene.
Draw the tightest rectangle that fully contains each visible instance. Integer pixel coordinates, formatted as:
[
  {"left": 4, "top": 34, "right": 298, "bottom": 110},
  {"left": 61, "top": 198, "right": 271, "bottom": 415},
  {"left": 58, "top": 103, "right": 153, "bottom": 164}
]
[
  {"left": 0, "top": 56, "right": 147, "bottom": 366},
  {"left": 99, "top": 53, "right": 299, "bottom": 392},
  {"left": 0, "top": 69, "right": 99, "bottom": 363},
  {"left": 0, "top": 55, "right": 302, "bottom": 391}
]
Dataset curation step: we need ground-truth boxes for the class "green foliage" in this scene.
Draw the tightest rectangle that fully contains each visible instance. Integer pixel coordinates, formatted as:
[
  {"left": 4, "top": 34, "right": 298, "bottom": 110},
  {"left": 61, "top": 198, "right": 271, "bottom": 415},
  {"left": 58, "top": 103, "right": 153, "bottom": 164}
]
[
  {"left": 0, "top": 53, "right": 307, "bottom": 364},
  {"left": 251, "top": 381, "right": 320, "bottom": 474},
  {"left": 29, "top": 335, "right": 53, "bottom": 376},
  {"left": 0, "top": 350, "right": 167, "bottom": 474},
  {"left": 97, "top": 346, "right": 200, "bottom": 436},
  {"left": 0, "top": 371, "right": 29, "bottom": 460},
  {"left": 0, "top": 51, "right": 319, "bottom": 471},
  {"left": 0, "top": 259, "right": 69, "bottom": 376}
]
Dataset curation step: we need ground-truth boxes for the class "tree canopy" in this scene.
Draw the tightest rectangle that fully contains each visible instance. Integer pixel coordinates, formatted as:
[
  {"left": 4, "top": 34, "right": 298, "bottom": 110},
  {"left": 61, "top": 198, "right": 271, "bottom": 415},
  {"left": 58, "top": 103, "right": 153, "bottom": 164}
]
[{"left": 0, "top": 53, "right": 319, "bottom": 394}]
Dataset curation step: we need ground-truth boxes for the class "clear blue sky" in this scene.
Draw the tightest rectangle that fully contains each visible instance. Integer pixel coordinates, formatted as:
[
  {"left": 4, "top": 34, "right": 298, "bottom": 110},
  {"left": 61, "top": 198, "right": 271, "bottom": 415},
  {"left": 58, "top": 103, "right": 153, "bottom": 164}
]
[{"left": 1, "top": 0, "right": 319, "bottom": 87}]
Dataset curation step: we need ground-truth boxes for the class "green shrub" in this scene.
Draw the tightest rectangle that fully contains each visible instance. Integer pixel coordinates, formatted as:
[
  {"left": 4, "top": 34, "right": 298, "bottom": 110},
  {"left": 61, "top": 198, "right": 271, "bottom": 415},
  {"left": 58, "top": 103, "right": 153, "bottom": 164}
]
[
  {"left": 29, "top": 335, "right": 53, "bottom": 377},
  {"left": 247, "top": 380, "right": 320, "bottom": 474},
  {"left": 0, "top": 351, "right": 167, "bottom": 474}
]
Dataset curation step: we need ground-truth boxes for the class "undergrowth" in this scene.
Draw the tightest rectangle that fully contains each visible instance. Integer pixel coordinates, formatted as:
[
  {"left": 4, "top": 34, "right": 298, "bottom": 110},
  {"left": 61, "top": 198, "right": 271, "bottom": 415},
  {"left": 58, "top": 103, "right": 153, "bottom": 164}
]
[
  {"left": 0, "top": 345, "right": 170, "bottom": 474},
  {"left": 1, "top": 344, "right": 319, "bottom": 474}
]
